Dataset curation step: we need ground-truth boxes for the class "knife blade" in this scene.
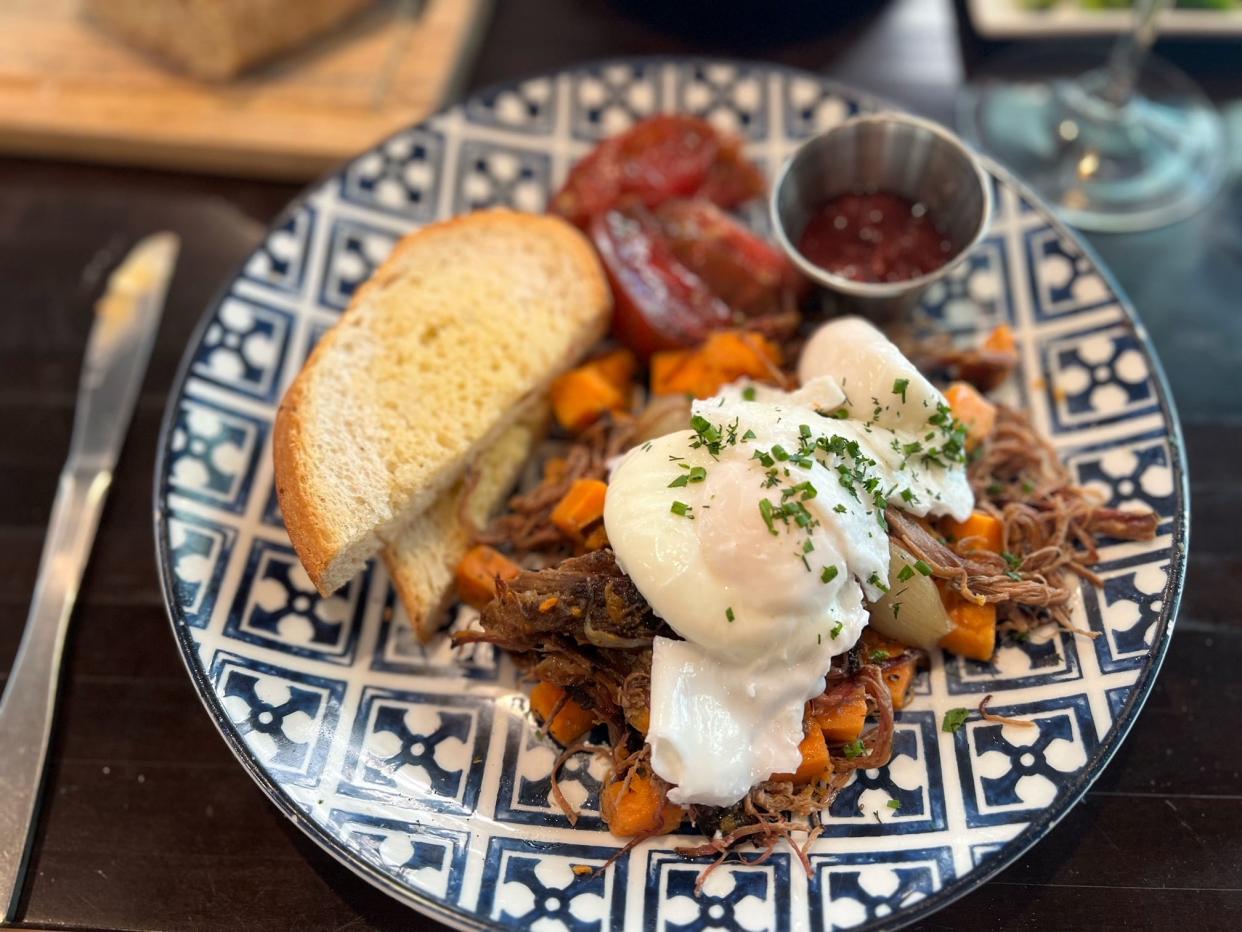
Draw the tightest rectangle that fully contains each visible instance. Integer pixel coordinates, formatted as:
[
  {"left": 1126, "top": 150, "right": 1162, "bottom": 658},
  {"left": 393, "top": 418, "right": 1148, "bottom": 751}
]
[{"left": 0, "top": 233, "right": 179, "bottom": 921}]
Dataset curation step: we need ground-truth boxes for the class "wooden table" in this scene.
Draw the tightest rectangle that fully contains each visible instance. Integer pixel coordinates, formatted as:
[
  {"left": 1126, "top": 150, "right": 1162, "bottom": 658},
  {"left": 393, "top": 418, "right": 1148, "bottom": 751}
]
[{"left": 2, "top": 1, "right": 1239, "bottom": 928}]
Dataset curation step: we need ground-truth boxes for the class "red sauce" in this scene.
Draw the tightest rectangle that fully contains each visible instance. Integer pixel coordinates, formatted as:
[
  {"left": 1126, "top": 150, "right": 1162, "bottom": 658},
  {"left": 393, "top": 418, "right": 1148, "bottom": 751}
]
[{"left": 796, "top": 191, "right": 953, "bottom": 284}]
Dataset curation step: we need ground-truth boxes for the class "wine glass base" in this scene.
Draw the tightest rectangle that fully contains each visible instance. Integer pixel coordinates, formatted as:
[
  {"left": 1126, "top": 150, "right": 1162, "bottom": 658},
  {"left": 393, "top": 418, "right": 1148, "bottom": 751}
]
[{"left": 958, "top": 48, "right": 1227, "bottom": 233}]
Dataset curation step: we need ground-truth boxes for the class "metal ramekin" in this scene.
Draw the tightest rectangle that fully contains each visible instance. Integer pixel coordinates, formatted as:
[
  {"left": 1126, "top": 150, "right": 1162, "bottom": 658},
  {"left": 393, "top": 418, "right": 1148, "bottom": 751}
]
[{"left": 770, "top": 112, "right": 993, "bottom": 318}]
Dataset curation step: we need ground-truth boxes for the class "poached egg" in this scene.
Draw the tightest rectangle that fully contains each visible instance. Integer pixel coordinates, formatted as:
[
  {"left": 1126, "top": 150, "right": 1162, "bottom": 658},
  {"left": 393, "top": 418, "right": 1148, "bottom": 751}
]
[{"left": 603, "top": 316, "right": 972, "bottom": 806}]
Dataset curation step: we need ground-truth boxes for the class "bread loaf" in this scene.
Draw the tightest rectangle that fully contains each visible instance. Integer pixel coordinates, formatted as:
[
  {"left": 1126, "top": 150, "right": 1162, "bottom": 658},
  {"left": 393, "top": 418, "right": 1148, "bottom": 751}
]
[{"left": 83, "top": 0, "right": 374, "bottom": 81}]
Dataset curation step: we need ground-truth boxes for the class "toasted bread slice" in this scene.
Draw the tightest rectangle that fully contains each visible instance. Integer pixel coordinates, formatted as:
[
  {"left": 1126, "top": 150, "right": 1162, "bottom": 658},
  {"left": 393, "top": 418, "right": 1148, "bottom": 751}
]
[
  {"left": 274, "top": 209, "right": 610, "bottom": 594},
  {"left": 382, "top": 405, "right": 546, "bottom": 641}
]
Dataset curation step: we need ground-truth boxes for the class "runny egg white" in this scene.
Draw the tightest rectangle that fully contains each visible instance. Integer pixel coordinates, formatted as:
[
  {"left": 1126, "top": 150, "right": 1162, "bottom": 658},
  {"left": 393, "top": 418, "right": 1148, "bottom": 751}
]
[{"left": 603, "top": 316, "right": 974, "bottom": 806}]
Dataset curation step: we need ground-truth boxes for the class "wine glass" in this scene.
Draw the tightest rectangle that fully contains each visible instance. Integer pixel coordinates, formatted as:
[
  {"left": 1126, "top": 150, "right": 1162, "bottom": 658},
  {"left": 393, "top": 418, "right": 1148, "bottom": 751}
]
[{"left": 957, "top": 0, "right": 1227, "bottom": 232}]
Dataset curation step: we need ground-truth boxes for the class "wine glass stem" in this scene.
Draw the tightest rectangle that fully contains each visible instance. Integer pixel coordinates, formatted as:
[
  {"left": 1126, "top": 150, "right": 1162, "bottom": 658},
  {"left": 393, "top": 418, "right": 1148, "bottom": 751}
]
[{"left": 1102, "top": 0, "right": 1173, "bottom": 107}]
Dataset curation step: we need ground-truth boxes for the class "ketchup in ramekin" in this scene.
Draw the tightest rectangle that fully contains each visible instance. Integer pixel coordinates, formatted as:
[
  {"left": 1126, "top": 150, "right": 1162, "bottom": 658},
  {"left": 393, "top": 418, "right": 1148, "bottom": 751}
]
[{"left": 796, "top": 192, "right": 954, "bottom": 285}]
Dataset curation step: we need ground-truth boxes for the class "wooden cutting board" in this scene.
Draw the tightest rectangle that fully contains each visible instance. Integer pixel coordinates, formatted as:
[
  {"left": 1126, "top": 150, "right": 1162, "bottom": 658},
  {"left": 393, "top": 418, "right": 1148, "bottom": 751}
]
[{"left": 0, "top": 0, "right": 492, "bottom": 179}]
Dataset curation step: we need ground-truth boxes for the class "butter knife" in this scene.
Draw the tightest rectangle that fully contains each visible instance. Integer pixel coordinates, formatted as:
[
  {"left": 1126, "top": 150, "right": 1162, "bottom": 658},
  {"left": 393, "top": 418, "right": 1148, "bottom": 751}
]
[{"left": 0, "top": 233, "right": 179, "bottom": 921}]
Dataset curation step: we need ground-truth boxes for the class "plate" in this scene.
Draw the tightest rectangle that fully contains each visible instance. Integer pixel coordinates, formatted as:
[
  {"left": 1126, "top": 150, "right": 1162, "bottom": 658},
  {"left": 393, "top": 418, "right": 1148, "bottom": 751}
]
[{"left": 154, "top": 58, "right": 1187, "bottom": 931}]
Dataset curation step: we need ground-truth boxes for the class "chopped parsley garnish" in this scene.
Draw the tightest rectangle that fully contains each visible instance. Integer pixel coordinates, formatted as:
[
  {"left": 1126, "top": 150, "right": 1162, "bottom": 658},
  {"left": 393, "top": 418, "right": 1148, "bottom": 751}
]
[
  {"left": 742, "top": 386, "right": 757, "bottom": 401},
  {"left": 789, "top": 481, "right": 817, "bottom": 501},
  {"left": 758, "top": 498, "right": 777, "bottom": 535},
  {"left": 688, "top": 414, "right": 736, "bottom": 459},
  {"left": 725, "top": 606, "right": 735, "bottom": 622},
  {"left": 752, "top": 449, "right": 775, "bottom": 468},
  {"left": 896, "top": 564, "right": 915, "bottom": 583},
  {"left": 942, "top": 708, "right": 971, "bottom": 733},
  {"left": 742, "top": 428, "right": 757, "bottom": 441},
  {"left": 913, "top": 559, "right": 933, "bottom": 576},
  {"left": 892, "top": 378, "right": 909, "bottom": 402},
  {"left": 842, "top": 739, "right": 865, "bottom": 759},
  {"left": 830, "top": 621, "right": 844, "bottom": 639},
  {"left": 900, "top": 487, "right": 918, "bottom": 503},
  {"left": 668, "top": 475, "right": 689, "bottom": 488},
  {"left": 803, "top": 539, "right": 815, "bottom": 553},
  {"left": 1001, "top": 551, "right": 1023, "bottom": 580},
  {"left": 886, "top": 799, "right": 901, "bottom": 811},
  {"left": 821, "top": 565, "right": 839, "bottom": 584},
  {"left": 670, "top": 500, "right": 692, "bottom": 518},
  {"left": 834, "top": 504, "right": 848, "bottom": 514}
]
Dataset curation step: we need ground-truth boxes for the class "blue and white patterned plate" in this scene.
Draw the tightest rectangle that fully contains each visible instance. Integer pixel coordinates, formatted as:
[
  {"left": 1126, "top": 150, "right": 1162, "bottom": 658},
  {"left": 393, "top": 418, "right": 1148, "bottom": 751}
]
[{"left": 154, "top": 59, "right": 1187, "bottom": 930}]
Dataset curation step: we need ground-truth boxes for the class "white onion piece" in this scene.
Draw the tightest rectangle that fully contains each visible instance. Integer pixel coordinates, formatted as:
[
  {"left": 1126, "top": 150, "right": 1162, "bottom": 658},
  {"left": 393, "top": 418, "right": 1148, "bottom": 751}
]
[{"left": 866, "top": 541, "right": 953, "bottom": 650}]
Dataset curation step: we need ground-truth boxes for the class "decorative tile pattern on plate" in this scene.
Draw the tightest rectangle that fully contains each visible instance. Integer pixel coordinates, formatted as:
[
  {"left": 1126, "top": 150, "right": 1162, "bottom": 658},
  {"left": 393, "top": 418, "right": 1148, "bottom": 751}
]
[
  {"left": 1069, "top": 434, "right": 1176, "bottom": 528},
  {"left": 317, "top": 217, "right": 399, "bottom": 312},
  {"left": 225, "top": 538, "right": 367, "bottom": 664},
  {"left": 570, "top": 62, "right": 664, "bottom": 140},
  {"left": 824, "top": 711, "right": 946, "bottom": 837},
  {"left": 955, "top": 694, "right": 1099, "bottom": 827},
  {"left": 969, "top": 841, "right": 1005, "bottom": 867},
  {"left": 674, "top": 63, "right": 768, "bottom": 138},
  {"left": 495, "top": 708, "right": 609, "bottom": 829},
  {"left": 781, "top": 74, "right": 859, "bottom": 139},
  {"left": 165, "top": 395, "right": 266, "bottom": 513},
  {"left": 808, "top": 846, "right": 955, "bottom": 932},
  {"left": 480, "top": 839, "right": 628, "bottom": 930},
  {"left": 209, "top": 650, "right": 344, "bottom": 787},
  {"left": 339, "top": 126, "right": 444, "bottom": 222},
  {"left": 165, "top": 511, "right": 235, "bottom": 629},
  {"left": 1106, "top": 684, "right": 1132, "bottom": 722},
  {"left": 465, "top": 77, "right": 557, "bottom": 135},
  {"left": 339, "top": 686, "right": 491, "bottom": 813},
  {"left": 1083, "top": 560, "right": 1170, "bottom": 673},
  {"left": 191, "top": 295, "right": 293, "bottom": 402},
  {"left": 644, "top": 849, "right": 791, "bottom": 932},
  {"left": 327, "top": 810, "right": 468, "bottom": 903},
  {"left": 1042, "top": 323, "right": 1157, "bottom": 432},
  {"left": 370, "top": 598, "right": 499, "bottom": 680},
  {"left": 918, "top": 235, "right": 1011, "bottom": 334},
  {"left": 1024, "top": 226, "right": 1113, "bottom": 320},
  {"left": 242, "top": 204, "right": 315, "bottom": 295},
  {"left": 453, "top": 139, "right": 552, "bottom": 213},
  {"left": 944, "top": 628, "right": 1082, "bottom": 694}
]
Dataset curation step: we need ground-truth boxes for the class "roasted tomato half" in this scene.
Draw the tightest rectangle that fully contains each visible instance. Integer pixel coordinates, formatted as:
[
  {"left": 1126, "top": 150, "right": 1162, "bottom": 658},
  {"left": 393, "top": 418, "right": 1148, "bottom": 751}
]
[
  {"left": 590, "top": 202, "right": 733, "bottom": 358},
  {"left": 552, "top": 115, "right": 764, "bottom": 228},
  {"left": 656, "top": 199, "right": 806, "bottom": 318},
  {"left": 592, "top": 198, "right": 806, "bottom": 358}
]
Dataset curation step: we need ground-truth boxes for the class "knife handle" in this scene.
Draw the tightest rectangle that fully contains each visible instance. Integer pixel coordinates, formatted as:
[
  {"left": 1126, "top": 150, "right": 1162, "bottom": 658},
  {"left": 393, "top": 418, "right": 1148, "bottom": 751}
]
[{"left": 0, "top": 467, "right": 110, "bottom": 921}]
